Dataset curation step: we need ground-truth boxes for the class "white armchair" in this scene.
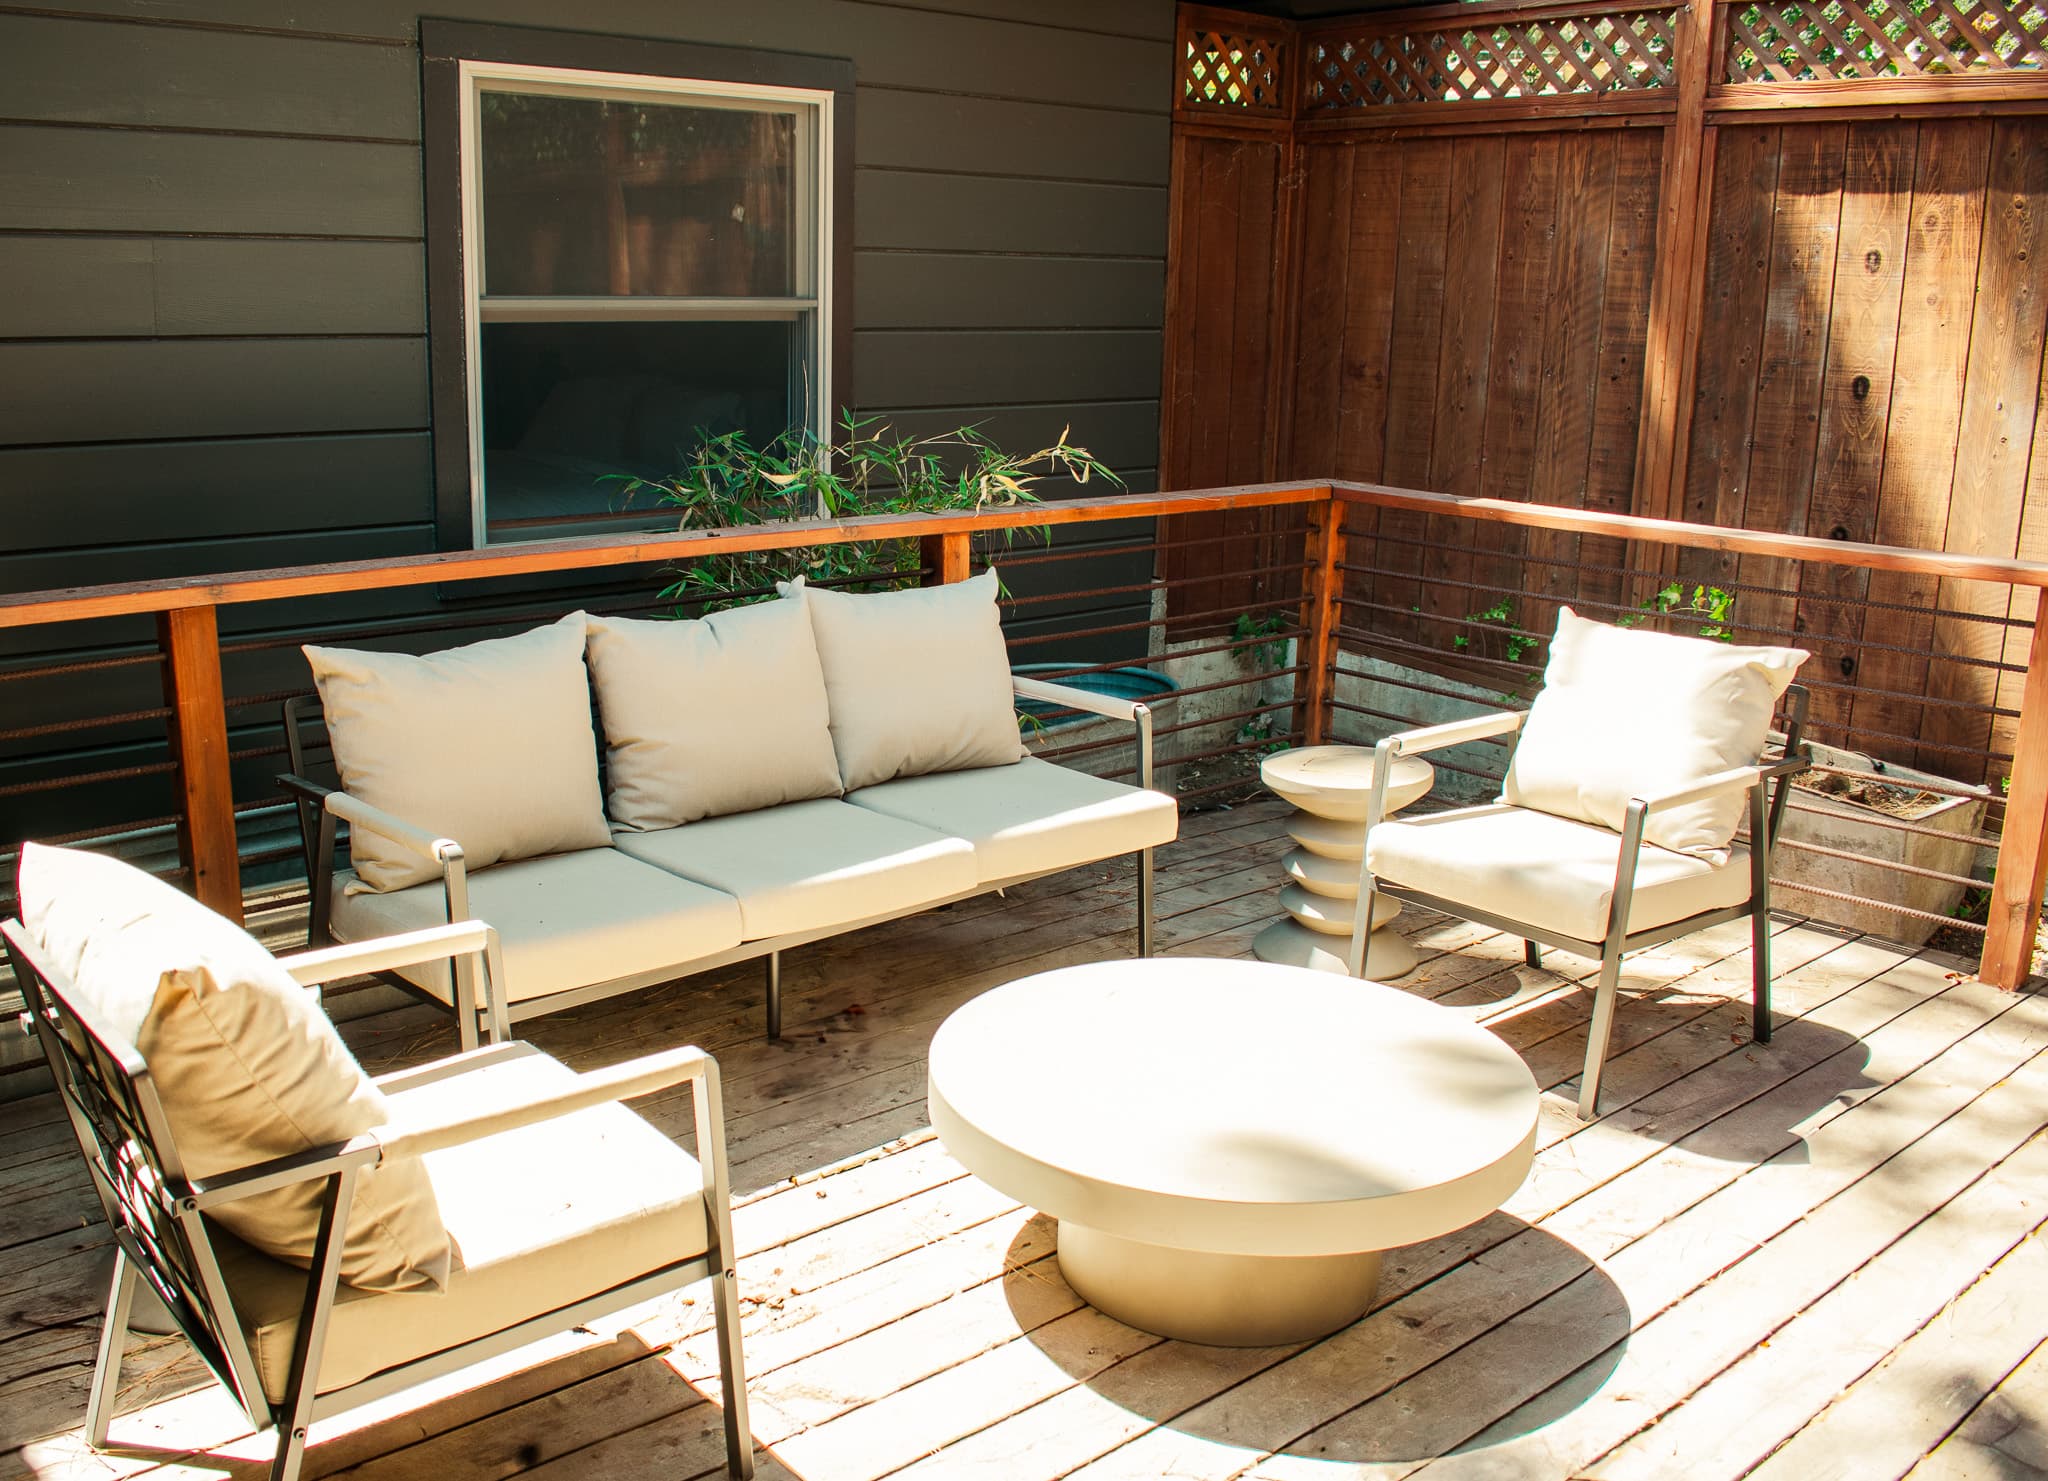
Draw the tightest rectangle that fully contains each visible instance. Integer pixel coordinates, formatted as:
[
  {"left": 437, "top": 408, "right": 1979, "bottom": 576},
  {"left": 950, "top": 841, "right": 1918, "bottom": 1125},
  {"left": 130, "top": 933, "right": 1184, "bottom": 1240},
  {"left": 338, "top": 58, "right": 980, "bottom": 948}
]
[
  {"left": 4, "top": 844, "right": 754, "bottom": 1481},
  {"left": 1353, "top": 609, "right": 1813, "bottom": 1119}
]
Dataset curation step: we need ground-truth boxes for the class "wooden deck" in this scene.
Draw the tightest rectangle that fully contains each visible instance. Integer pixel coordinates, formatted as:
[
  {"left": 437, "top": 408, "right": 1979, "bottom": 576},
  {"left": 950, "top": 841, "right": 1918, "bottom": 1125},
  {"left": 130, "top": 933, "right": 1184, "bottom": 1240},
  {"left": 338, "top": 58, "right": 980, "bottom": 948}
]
[{"left": 4, "top": 798, "right": 2047, "bottom": 1480}]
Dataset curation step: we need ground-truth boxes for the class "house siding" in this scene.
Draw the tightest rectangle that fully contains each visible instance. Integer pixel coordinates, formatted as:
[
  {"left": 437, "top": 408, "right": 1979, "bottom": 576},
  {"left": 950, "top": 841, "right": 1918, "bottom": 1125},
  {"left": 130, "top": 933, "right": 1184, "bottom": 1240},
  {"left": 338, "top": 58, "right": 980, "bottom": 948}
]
[{"left": 0, "top": 0, "right": 1174, "bottom": 844}]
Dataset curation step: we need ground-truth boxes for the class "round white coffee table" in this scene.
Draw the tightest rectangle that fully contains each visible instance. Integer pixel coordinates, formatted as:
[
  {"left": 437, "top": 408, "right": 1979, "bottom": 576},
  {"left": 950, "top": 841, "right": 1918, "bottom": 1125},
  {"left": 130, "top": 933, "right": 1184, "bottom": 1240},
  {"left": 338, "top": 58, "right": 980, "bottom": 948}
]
[{"left": 926, "top": 958, "right": 1538, "bottom": 1347}]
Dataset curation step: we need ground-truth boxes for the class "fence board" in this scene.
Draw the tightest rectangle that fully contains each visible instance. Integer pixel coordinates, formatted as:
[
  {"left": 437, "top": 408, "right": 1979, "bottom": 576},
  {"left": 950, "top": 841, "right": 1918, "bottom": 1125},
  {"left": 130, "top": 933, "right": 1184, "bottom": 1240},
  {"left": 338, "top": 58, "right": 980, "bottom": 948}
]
[{"left": 1791, "top": 122, "right": 1915, "bottom": 739}]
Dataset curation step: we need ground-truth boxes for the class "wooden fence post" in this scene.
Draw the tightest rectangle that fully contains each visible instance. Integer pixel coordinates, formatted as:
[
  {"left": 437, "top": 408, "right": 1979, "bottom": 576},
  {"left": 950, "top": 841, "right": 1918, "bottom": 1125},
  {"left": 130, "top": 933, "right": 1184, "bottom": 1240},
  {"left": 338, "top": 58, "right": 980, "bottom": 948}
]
[
  {"left": 1631, "top": 0, "right": 1718, "bottom": 528},
  {"left": 920, "top": 531, "right": 972, "bottom": 585},
  {"left": 1298, "top": 493, "right": 1347, "bottom": 746},
  {"left": 156, "top": 605, "right": 242, "bottom": 923},
  {"left": 1981, "top": 596, "right": 2048, "bottom": 988}
]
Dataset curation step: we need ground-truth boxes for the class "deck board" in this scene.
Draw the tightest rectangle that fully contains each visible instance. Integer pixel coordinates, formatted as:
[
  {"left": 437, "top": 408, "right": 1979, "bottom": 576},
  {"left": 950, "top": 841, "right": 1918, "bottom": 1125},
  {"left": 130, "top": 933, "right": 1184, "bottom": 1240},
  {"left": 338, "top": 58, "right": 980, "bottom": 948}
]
[{"left": 1, "top": 797, "right": 2043, "bottom": 1481}]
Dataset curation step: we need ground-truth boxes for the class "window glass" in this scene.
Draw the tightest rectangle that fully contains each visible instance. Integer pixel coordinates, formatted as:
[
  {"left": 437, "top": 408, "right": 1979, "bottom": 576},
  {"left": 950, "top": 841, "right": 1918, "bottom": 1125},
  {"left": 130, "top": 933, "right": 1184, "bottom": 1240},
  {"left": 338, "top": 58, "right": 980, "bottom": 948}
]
[{"left": 480, "top": 92, "right": 801, "bottom": 299}]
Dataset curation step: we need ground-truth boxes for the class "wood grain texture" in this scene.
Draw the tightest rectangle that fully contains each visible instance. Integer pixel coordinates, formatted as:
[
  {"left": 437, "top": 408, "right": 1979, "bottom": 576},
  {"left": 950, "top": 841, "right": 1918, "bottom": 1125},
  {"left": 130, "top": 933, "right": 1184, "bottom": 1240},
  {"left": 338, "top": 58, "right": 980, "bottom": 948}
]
[
  {"left": 1851, "top": 121, "right": 1995, "bottom": 762},
  {"left": 155, "top": 605, "right": 242, "bottom": 921}
]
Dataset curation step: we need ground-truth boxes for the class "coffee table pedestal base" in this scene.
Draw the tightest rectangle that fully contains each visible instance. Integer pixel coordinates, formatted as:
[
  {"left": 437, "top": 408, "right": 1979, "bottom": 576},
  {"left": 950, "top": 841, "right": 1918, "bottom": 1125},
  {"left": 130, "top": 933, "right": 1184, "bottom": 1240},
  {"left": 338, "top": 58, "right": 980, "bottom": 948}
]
[
  {"left": 1056, "top": 1222, "right": 1382, "bottom": 1347},
  {"left": 1251, "top": 917, "right": 1419, "bottom": 980}
]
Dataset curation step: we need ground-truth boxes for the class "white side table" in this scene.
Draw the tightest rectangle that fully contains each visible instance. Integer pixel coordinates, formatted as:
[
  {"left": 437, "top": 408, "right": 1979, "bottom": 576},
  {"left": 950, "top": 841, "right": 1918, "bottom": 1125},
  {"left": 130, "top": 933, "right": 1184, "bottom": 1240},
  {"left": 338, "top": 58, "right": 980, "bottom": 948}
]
[{"left": 1253, "top": 745, "right": 1435, "bottom": 979}]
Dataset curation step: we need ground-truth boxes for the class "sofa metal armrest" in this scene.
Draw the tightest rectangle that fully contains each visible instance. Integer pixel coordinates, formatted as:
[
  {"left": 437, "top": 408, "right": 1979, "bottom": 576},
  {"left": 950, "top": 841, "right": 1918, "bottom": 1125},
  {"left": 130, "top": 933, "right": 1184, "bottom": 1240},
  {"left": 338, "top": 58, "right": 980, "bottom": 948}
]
[
  {"left": 372, "top": 1044, "right": 713, "bottom": 1162},
  {"left": 1012, "top": 674, "right": 1138, "bottom": 722},
  {"left": 1013, "top": 673, "right": 1158, "bottom": 792},
  {"left": 276, "top": 921, "right": 497, "bottom": 988},
  {"left": 324, "top": 791, "right": 463, "bottom": 869}
]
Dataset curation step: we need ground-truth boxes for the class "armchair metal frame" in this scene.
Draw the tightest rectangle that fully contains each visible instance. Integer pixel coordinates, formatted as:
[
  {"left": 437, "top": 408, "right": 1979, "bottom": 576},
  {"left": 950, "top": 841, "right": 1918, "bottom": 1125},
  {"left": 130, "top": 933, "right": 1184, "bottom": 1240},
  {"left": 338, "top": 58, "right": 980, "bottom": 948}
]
[
  {"left": 281, "top": 674, "right": 1159, "bottom": 1043},
  {"left": 0, "top": 917, "right": 754, "bottom": 1481},
  {"left": 1353, "top": 685, "right": 1812, "bottom": 1119}
]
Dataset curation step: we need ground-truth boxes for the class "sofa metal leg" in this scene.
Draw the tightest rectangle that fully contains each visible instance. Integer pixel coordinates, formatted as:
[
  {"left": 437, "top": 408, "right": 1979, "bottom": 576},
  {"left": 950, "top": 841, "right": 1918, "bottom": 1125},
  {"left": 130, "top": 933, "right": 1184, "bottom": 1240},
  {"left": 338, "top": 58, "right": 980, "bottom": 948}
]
[
  {"left": 765, "top": 952, "right": 782, "bottom": 1041},
  {"left": 86, "top": 1252, "right": 137, "bottom": 1446},
  {"left": 1137, "top": 848, "right": 1155, "bottom": 958},
  {"left": 1751, "top": 898, "right": 1773, "bottom": 1044},
  {"left": 1523, "top": 939, "right": 1542, "bottom": 969},
  {"left": 1578, "top": 943, "right": 1626, "bottom": 1121}
]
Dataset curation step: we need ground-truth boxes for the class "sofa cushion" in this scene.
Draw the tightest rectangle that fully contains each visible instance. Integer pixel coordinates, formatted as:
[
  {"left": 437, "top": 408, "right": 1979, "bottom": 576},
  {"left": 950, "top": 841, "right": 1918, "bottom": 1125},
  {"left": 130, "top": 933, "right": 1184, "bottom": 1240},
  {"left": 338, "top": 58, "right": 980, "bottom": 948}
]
[
  {"left": 586, "top": 602, "right": 842, "bottom": 831},
  {"left": 785, "top": 570, "right": 1025, "bottom": 791},
  {"left": 848, "top": 756, "right": 1179, "bottom": 884},
  {"left": 330, "top": 847, "right": 741, "bottom": 1005},
  {"left": 219, "top": 1045, "right": 709, "bottom": 1402},
  {"left": 1366, "top": 804, "right": 1751, "bottom": 943},
  {"left": 18, "top": 843, "right": 451, "bottom": 1293},
  {"left": 306, "top": 615, "right": 612, "bottom": 892},
  {"left": 613, "top": 799, "right": 975, "bottom": 941},
  {"left": 1503, "top": 607, "right": 1806, "bottom": 863}
]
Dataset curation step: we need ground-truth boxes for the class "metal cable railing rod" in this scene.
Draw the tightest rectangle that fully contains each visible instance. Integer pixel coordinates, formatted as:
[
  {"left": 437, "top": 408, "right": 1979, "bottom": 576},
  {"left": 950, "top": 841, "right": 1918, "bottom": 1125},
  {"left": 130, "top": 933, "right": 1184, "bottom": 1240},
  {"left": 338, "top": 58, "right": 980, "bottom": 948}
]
[
  {"left": 1768, "top": 832, "right": 1983, "bottom": 890},
  {"left": 0, "top": 649, "right": 165, "bottom": 684},
  {"left": 0, "top": 706, "right": 174, "bottom": 743}
]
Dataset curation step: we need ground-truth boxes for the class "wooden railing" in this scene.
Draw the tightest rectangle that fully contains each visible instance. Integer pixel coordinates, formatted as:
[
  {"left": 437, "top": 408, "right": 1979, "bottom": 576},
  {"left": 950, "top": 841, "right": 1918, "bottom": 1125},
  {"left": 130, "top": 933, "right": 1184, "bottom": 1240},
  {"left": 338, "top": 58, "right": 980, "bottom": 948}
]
[{"left": 6, "top": 479, "right": 2048, "bottom": 990}]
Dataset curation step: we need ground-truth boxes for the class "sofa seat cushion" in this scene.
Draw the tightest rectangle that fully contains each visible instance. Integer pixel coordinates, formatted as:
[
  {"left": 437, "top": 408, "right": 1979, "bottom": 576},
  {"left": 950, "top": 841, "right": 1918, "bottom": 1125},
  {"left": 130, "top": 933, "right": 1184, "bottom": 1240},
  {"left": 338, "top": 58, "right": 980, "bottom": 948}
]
[
  {"left": 1366, "top": 804, "right": 1751, "bottom": 944},
  {"left": 613, "top": 799, "right": 975, "bottom": 941},
  {"left": 19, "top": 844, "right": 451, "bottom": 1294},
  {"left": 330, "top": 848, "right": 741, "bottom": 1005},
  {"left": 220, "top": 1046, "right": 710, "bottom": 1403},
  {"left": 848, "top": 757, "right": 1179, "bottom": 885}
]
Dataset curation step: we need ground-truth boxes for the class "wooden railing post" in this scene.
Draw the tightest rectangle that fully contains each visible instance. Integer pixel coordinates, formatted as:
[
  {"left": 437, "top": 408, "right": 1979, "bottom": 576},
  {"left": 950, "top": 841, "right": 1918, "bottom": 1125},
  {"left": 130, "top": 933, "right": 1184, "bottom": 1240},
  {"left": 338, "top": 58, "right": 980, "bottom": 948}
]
[
  {"left": 1297, "top": 493, "right": 1347, "bottom": 746},
  {"left": 919, "top": 531, "right": 972, "bottom": 585},
  {"left": 156, "top": 605, "right": 242, "bottom": 923},
  {"left": 1981, "top": 596, "right": 2048, "bottom": 989}
]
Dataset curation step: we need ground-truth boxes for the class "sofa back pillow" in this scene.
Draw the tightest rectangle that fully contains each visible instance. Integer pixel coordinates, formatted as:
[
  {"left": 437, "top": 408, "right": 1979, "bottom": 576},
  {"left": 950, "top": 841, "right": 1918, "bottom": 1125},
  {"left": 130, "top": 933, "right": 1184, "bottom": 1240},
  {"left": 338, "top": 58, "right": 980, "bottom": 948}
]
[
  {"left": 784, "top": 570, "right": 1026, "bottom": 792},
  {"left": 305, "top": 614, "right": 612, "bottom": 892},
  {"left": 586, "top": 601, "right": 843, "bottom": 830},
  {"left": 18, "top": 843, "right": 451, "bottom": 1292},
  {"left": 1503, "top": 606, "right": 1808, "bottom": 862}
]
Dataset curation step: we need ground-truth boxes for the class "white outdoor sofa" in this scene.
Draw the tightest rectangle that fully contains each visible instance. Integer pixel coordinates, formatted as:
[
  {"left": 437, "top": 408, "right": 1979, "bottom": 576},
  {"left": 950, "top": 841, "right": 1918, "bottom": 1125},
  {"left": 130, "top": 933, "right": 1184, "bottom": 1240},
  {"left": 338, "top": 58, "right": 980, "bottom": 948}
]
[{"left": 282, "top": 571, "right": 1180, "bottom": 1048}]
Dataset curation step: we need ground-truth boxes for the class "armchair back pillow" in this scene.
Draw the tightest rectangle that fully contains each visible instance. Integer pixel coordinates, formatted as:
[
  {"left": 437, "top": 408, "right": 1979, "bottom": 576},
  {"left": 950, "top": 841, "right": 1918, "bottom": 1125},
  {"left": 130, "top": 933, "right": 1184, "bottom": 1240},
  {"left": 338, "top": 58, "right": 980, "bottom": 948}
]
[
  {"left": 784, "top": 569, "right": 1026, "bottom": 791},
  {"left": 586, "top": 601, "right": 842, "bottom": 830},
  {"left": 1503, "top": 607, "right": 1808, "bottom": 863},
  {"left": 305, "top": 614, "right": 612, "bottom": 892},
  {"left": 17, "top": 843, "right": 451, "bottom": 1292}
]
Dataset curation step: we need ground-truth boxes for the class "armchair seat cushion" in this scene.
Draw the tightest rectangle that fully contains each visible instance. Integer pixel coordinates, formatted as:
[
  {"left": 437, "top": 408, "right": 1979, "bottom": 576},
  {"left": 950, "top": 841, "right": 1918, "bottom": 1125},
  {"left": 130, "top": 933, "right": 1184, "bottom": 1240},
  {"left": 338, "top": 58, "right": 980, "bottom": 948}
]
[
  {"left": 220, "top": 1046, "right": 710, "bottom": 1403},
  {"left": 330, "top": 848, "right": 741, "bottom": 1005},
  {"left": 848, "top": 757, "right": 1179, "bottom": 885},
  {"left": 1366, "top": 804, "right": 1751, "bottom": 944},
  {"left": 613, "top": 799, "right": 976, "bottom": 941}
]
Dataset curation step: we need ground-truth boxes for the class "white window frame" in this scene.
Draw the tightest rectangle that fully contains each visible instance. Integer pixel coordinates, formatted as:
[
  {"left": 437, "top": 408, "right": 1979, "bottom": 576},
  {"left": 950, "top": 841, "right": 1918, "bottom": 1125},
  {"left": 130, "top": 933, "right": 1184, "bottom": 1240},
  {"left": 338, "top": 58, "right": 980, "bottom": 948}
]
[{"left": 455, "top": 60, "right": 836, "bottom": 546}]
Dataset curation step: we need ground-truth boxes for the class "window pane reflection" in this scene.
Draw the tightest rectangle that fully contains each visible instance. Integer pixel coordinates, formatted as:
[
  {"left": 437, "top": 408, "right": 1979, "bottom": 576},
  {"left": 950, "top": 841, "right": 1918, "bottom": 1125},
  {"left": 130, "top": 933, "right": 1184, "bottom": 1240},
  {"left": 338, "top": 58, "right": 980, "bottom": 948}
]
[{"left": 480, "top": 91, "right": 799, "bottom": 298}]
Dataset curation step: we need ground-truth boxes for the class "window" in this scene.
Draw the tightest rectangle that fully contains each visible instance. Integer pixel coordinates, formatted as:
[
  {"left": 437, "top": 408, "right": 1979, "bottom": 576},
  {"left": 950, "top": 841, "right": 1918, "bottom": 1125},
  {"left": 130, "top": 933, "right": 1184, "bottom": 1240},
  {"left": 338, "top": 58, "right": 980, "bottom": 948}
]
[{"left": 423, "top": 25, "right": 853, "bottom": 547}]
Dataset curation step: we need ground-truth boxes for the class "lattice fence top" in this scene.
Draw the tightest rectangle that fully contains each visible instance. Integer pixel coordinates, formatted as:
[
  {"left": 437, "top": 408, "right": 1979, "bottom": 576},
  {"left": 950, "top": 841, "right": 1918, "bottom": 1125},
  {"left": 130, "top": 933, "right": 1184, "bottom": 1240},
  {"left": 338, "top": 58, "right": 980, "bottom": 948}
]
[
  {"left": 1183, "top": 25, "right": 1289, "bottom": 110},
  {"left": 1305, "top": 10, "right": 1677, "bottom": 109},
  {"left": 1724, "top": 0, "right": 2048, "bottom": 82}
]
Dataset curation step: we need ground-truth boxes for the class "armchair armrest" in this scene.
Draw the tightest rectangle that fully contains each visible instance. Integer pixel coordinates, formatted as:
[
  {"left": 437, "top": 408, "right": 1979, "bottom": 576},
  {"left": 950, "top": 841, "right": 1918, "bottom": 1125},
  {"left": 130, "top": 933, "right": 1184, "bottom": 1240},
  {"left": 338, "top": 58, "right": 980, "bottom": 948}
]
[
  {"left": 372, "top": 1044, "right": 713, "bottom": 1162},
  {"left": 1632, "top": 765, "right": 1765, "bottom": 817},
  {"left": 189, "top": 1043, "right": 717, "bottom": 1208},
  {"left": 276, "top": 921, "right": 497, "bottom": 988},
  {"left": 1381, "top": 708, "right": 1527, "bottom": 758},
  {"left": 1014, "top": 672, "right": 1159, "bottom": 791}
]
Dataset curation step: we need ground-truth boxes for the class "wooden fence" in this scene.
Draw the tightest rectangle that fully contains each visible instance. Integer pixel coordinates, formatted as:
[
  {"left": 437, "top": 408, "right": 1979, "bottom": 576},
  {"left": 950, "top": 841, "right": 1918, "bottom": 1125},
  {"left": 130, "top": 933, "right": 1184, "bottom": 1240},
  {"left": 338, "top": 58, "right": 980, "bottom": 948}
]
[
  {"left": 1160, "top": 0, "right": 2048, "bottom": 782},
  {"left": 4, "top": 481, "right": 2048, "bottom": 992}
]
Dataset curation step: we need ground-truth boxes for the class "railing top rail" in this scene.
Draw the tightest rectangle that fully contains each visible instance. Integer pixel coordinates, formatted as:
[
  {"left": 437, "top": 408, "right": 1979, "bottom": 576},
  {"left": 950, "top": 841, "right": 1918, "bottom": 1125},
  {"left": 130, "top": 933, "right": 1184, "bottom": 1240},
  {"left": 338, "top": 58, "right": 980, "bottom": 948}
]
[
  {"left": 0, "top": 483, "right": 1326, "bottom": 630},
  {"left": 1333, "top": 482, "right": 2048, "bottom": 591}
]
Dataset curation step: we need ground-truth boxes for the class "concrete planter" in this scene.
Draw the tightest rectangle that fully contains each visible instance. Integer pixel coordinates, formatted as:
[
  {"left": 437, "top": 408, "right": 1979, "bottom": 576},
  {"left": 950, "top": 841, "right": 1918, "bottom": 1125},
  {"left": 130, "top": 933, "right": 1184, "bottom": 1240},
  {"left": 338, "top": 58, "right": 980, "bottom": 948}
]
[{"left": 1772, "top": 741, "right": 1993, "bottom": 948}]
